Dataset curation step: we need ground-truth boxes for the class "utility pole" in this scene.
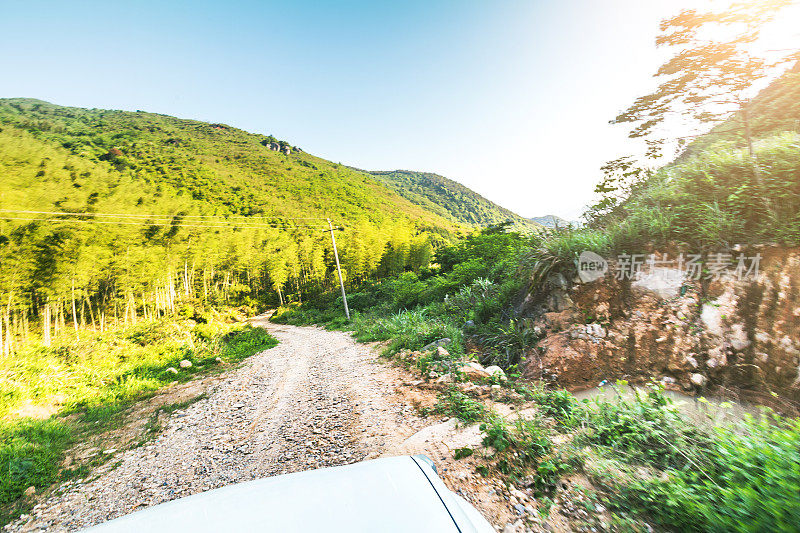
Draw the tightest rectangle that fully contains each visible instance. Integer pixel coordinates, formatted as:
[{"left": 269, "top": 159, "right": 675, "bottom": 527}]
[{"left": 327, "top": 218, "right": 350, "bottom": 321}]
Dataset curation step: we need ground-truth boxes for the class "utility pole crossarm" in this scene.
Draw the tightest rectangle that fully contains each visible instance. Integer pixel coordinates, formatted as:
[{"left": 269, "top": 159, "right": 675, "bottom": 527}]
[{"left": 327, "top": 218, "right": 350, "bottom": 321}]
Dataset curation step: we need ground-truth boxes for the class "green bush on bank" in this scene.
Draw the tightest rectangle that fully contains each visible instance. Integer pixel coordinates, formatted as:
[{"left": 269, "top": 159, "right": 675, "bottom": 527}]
[
  {"left": 426, "top": 378, "right": 800, "bottom": 531},
  {"left": 546, "top": 384, "right": 800, "bottom": 532}
]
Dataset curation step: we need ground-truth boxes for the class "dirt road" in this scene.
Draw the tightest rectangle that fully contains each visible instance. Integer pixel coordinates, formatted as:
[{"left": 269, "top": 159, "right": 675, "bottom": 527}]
[{"left": 8, "top": 318, "right": 511, "bottom": 532}]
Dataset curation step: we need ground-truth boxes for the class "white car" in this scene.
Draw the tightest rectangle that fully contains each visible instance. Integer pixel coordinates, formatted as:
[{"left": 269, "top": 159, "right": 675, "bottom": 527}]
[{"left": 84, "top": 455, "right": 495, "bottom": 532}]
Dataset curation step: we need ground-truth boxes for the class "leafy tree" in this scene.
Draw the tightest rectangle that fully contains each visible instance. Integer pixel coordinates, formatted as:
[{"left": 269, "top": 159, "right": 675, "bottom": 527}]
[
  {"left": 613, "top": 0, "right": 797, "bottom": 154},
  {"left": 591, "top": 0, "right": 799, "bottom": 224}
]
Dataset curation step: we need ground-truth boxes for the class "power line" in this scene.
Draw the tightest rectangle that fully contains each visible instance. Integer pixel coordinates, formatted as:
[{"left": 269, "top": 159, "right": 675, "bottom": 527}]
[
  {"left": 0, "top": 209, "right": 328, "bottom": 221},
  {"left": 0, "top": 217, "right": 330, "bottom": 230}
]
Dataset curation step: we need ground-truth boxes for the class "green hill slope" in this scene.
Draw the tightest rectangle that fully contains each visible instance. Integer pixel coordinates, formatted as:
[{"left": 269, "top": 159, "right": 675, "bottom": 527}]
[
  {"left": 0, "top": 98, "right": 465, "bottom": 314},
  {"left": 364, "top": 170, "right": 540, "bottom": 232},
  {"left": 680, "top": 61, "right": 800, "bottom": 158},
  {"left": 589, "top": 62, "right": 800, "bottom": 248}
]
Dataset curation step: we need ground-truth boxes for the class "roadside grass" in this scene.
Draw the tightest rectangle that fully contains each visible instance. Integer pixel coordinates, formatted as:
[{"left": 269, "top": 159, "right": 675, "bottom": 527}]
[
  {"left": 573, "top": 385, "right": 800, "bottom": 532},
  {"left": 424, "top": 387, "right": 487, "bottom": 423},
  {"left": 0, "top": 319, "right": 277, "bottom": 527},
  {"left": 351, "top": 308, "right": 465, "bottom": 355},
  {"left": 421, "top": 378, "right": 800, "bottom": 532}
]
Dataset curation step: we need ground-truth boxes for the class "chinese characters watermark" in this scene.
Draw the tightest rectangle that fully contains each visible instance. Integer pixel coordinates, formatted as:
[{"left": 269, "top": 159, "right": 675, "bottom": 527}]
[{"left": 578, "top": 252, "right": 761, "bottom": 282}]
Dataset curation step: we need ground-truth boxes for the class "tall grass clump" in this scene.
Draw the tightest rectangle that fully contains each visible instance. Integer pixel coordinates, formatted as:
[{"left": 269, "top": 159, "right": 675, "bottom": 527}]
[
  {"left": 601, "top": 132, "right": 800, "bottom": 250},
  {"left": 351, "top": 308, "right": 464, "bottom": 355},
  {"left": 556, "top": 383, "right": 800, "bottom": 532}
]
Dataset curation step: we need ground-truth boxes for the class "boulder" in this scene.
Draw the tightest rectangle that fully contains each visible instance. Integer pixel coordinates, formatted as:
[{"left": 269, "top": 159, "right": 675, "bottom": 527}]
[
  {"left": 436, "top": 346, "right": 450, "bottom": 358},
  {"left": 484, "top": 365, "right": 507, "bottom": 381},
  {"left": 24, "top": 486, "right": 35, "bottom": 498},
  {"left": 459, "top": 362, "right": 490, "bottom": 381},
  {"left": 690, "top": 373, "right": 707, "bottom": 387},
  {"left": 422, "top": 338, "right": 451, "bottom": 351},
  {"left": 631, "top": 268, "right": 685, "bottom": 300},
  {"left": 729, "top": 323, "right": 751, "bottom": 351},
  {"left": 165, "top": 367, "right": 179, "bottom": 375},
  {"left": 435, "top": 373, "right": 454, "bottom": 384},
  {"left": 179, "top": 360, "right": 192, "bottom": 369}
]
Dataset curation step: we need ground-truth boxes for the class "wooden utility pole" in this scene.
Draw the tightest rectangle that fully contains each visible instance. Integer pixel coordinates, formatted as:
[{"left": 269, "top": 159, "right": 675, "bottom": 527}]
[{"left": 327, "top": 218, "right": 350, "bottom": 321}]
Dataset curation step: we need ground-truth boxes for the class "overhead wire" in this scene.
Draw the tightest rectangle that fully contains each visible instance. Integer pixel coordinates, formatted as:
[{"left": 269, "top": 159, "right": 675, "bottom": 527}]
[
  {"left": 0, "top": 217, "right": 332, "bottom": 230},
  {"left": 0, "top": 209, "right": 329, "bottom": 221}
]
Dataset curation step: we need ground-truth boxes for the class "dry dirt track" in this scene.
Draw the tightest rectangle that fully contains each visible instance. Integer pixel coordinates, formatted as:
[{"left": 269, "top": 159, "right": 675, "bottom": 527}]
[{"left": 8, "top": 317, "right": 511, "bottom": 532}]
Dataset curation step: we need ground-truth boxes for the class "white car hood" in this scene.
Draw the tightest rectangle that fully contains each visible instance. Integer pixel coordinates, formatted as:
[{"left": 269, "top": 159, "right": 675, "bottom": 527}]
[{"left": 83, "top": 455, "right": 494, "bottom": 532}]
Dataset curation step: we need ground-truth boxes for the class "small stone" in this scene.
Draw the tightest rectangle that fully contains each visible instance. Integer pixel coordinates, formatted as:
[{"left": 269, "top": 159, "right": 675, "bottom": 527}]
[
  {"left": 102, "top": 448, "right": 116, "bottom": 455},
  {"left": 215, "top": 357, "right": 223, "bottom": 363},
  {"left": 179, "top": 360, "right": 192, "bottom": 369},
  {"left": 24, "top": 486, "right": 36, "bottom": 498},
  {"left": 690, "top": 373, "right": 707, "bottom": 387},
  {"left": 165, "top": 367, "right": 178, "bottom": 374},
  {"left": 422, "top": 338, "right": 451, "bottom": 351},
  {"left": 484, "top": 365, "right": 507, "bottom": 381},
  {"left": 458, "top": 362, "right": 490, "bottom": 381},
  {"left": 436, "top": 346, "right": 450, "bottom": 358}
]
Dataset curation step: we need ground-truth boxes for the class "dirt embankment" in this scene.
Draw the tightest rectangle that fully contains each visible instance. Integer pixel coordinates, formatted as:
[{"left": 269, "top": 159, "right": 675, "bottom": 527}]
[{"left": 522, "top": 246, "right": 800, "bottom": 412}]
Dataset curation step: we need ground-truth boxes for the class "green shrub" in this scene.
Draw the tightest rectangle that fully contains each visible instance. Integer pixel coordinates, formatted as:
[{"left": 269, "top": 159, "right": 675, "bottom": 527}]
[
  {"left": 218, "top": 324, "right": 278, "bottom": 362},
  {"left": 580, "top": 383, "right": 712, "bottom": 470},
  {"left": 531, "top": 388, "right": 579, "bottom": 424},
  {"left": 425, "top": 388, "right": 487, "bottom": 424},
  {"left": 481, "top": 416, "right": 554, "bottom": 487},
  {"left": 0, "top": 419, "right": 73, "bottom": 506},
  {"left": 599, "top": 413, "right": 800, "bottom": 532},
  {"left": 351, "top": 308, "right": 464, "bottom": 355}
]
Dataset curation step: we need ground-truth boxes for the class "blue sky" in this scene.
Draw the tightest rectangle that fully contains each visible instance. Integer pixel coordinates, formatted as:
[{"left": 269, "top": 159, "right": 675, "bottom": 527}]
[{"left": 2, "top": 0, "right": 693, "bottom": 219}]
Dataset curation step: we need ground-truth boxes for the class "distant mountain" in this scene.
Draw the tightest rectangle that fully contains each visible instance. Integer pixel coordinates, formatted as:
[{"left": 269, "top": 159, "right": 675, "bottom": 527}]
[
  {"left": 529, "top": 215, "right": 572, "bottom": 228},
  {"left": 364, "top": 170, "right": 540, "bottom": 232}
]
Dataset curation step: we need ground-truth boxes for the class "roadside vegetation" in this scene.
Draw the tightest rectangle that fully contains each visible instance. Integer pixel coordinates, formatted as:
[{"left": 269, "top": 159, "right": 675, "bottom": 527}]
[
  {"left": 1, "top": 4, "right": 798, "bottom": 530},
  {"left": 424, "top": 380, "right": 800, "bottom": 532},
  {"left": 273, "top": 120, "right": 800, "bottom": 531},
  {"left": 0, "top": 312, "right": 276, "bottom": 525},
  {"left": 274, "top": 224, "right": 537, "bottom": 370}
]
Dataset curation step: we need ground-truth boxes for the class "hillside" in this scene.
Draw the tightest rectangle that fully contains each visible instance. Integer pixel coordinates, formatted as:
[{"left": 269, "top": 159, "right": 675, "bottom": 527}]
[
  {"left": 0, "top": 98, "right": 468, "bottom": 317},
  {"left": 680, "top": 61, "right": 800, "bottom": 158},
  {"left": 364, "top": 170, "right": 540, "bottom": 232}
]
